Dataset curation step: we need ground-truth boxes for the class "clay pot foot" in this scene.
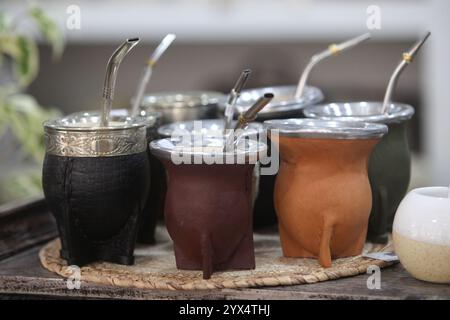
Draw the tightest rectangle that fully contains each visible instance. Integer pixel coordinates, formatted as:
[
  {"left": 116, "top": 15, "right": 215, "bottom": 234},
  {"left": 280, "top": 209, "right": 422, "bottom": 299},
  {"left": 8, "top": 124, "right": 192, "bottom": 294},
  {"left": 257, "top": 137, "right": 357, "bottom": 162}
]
[
  {"left": 94, "top": 250, "right": 135, "bottom": 266},
  {"left": 201, "top": 234, "right": 213, "bottom": 279},
  {"left": 58, "top": 215, "right": 138, "bottom": 267},
  {"left": 60, "top": 247, "right": 135, "bottom": 266},
  {"left": 318, "top": 220, "right": 334, "bottom": 268},
  {"left": 173, "top": 241, "right": 214, "bottom": 279},
  {"left": 173, "top": 232, "right": 255, "bottom": 280},
  {"left": 172, "top": 240, "right": 214, "bottom": 279},
  {"left": 60, "top": 249, "right": 92, "bottom": 267}
]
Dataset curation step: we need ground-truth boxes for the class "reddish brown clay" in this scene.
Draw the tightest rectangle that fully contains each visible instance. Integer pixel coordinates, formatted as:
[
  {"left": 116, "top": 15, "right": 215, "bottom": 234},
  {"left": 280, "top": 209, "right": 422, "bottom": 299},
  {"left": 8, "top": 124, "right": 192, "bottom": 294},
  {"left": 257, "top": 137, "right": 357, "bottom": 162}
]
[
  {"left": 160, "top": 160, "right": 255, "bottom": 279},
  {"left": 274, "top": 137, "right": 380, "bottom": 267}
]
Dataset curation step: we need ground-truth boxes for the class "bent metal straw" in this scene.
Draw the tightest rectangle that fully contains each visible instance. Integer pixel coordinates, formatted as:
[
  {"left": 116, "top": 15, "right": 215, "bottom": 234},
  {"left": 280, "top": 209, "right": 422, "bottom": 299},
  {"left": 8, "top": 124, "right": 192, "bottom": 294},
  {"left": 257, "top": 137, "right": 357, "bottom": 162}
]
[
  {"left": 381, "top": 32, "right": 431, "bottom": 114},
  {"left": 131, "top": 34, "right": 176, "bottom": 116},
  {"left": 223, "top": 69, "right": 252, "bottom": 133},
  {"left": 295, "top": 33, "right": 371, "bottom": 99},
  {"left": 100, "top": 38, "right": 140, "bottom": 127},
  {"left": 224, "top": 93, "right": 274, "bottom": 151}
]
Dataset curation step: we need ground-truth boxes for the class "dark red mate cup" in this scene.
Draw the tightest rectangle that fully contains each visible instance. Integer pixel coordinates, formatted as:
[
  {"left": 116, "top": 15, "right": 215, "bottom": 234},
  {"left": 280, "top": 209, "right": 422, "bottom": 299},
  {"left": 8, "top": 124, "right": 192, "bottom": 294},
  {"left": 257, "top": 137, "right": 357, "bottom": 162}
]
[{"left": 150, "top": 136, "right": 267, "bottom": 279}]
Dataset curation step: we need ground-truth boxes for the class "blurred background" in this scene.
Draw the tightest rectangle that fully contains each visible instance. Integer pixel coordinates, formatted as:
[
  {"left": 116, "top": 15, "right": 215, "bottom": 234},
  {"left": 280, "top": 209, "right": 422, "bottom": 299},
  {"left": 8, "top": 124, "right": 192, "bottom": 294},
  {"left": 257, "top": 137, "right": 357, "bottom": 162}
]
[{"left": 0, "top": 0, "right": 449, "bottom": 205}]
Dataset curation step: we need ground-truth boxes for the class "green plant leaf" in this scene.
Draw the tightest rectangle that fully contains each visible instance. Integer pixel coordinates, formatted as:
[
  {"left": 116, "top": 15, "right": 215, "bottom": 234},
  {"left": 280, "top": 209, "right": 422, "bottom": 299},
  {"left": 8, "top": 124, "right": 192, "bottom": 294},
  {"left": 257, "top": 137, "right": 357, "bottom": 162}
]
[
  {"left": 0, "top": 169, "right": 43, "bottom": 203},
  {"left": 0, "top": 12, "right": 6, "bottom": 33},
  {"left": 17, "top": 36, "right": 39, "bottom": 85},
  {"left": 28, "top": 7, "right": 64, "bottom": 60},
  {"left": 4, "top": 93, "right": 60, "bottom": 162},
  {"left": 0, "top": 35, "right": 39, "bottom": 87}
]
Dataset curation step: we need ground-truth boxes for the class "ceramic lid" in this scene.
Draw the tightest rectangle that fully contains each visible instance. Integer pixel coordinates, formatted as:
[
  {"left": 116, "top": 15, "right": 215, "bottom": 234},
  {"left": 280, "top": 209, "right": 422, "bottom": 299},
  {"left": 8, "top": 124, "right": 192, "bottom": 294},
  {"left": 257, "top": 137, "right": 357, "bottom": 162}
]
[
  {"left": 264, "top": 118, "right": 388, "bottom": 139},
  {"left": 140, "top": 91, "right": 225, "bottom": 110},
  {"left": 157, "top": 119, "right": 264, "bottom": 138},
  {"left": 218, "top": 85, "right": 324, "bottom": 119},
  {"left": 303, "top": 101, "right": 414, "bottom": 124},
  {"left": 43, "top": 113, "right": 147, "bottom": 157},
  {"left": 150, "top": 136, "right": 267, "bottom": 164}
]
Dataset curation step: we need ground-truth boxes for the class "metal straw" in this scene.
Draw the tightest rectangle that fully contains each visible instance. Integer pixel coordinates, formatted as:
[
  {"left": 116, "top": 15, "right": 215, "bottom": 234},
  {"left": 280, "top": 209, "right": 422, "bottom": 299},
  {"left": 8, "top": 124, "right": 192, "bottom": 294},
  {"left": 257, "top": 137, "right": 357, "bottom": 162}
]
[
  {"left": 295, "top": 33, "right": 371, "bottom": 99},
  {"left": 234, "top": 93, "right": 274, "bottom": 131},
  {"left": 131, "top": 34, "right": 176, "bottom": 116},
  {"left": 224, "top": 93, "right": 274, "bottom": 150},
  {"left": 381, "top": 32, "right": 431, "bottom": 114},
  {"left": 223, "top": 69, "right": 252, "bottom": 133},
  {"left": 100, "top": 38, "right": 140, "bottom": 127}
]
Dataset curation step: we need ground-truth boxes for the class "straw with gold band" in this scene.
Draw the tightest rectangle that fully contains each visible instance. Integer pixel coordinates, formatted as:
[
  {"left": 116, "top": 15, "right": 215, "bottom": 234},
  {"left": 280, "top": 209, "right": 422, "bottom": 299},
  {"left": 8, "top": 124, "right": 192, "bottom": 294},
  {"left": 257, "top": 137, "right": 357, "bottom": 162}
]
[
  {"left": 224, "top": 93, "right": 273, "bottom": 151},
  {"left": 131, "top": 34, "right": 176, "bottom": 116},
  {"left": 294, "top": 33, "right": 371, "bottom": 99},
  {"left": 381, "top": 32, "right": 431, "bottom": 114},
  {"left": 234, "top": 93, "right": 274, "bottom": 131},
  {"left": 222, "top": 69, "right": 252, "bottom": 134}
]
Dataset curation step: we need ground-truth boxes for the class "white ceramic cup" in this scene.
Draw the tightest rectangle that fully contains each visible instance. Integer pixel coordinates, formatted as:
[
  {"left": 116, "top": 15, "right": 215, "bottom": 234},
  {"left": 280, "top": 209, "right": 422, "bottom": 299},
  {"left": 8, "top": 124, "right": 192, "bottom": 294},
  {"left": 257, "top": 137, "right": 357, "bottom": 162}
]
[{"left": 393, "top": 187, "right": 450, "bottom": 283}]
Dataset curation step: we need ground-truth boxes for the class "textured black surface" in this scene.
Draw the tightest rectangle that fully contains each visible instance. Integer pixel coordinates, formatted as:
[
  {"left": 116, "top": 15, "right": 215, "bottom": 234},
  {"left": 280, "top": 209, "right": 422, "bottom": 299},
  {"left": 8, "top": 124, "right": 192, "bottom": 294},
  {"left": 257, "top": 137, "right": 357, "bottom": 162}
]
[{"left": 42, "top": 152, "right": 150, "bottom": 266}]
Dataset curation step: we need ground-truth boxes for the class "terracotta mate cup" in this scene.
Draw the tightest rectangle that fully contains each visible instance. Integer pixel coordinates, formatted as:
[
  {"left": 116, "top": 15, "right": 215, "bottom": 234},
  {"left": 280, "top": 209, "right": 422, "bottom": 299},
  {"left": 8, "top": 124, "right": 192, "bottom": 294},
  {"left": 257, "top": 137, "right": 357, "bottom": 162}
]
[
  {"left": 265, "top": 119, "right": 387, "bottom": 267},
  {"left": 304, "top": 102, "right": 414, "bottom": 243}
]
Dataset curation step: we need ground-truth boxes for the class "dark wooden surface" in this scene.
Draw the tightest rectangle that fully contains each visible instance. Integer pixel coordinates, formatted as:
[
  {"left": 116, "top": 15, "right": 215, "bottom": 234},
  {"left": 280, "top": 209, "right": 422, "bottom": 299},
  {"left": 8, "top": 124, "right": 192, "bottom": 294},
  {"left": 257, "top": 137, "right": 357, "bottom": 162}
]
[
  {"left": 0, "top": 198, "right": 449, "bottom": 300},
  {"left": 0, "top": 198, "right": 57, "bottom": 261}
]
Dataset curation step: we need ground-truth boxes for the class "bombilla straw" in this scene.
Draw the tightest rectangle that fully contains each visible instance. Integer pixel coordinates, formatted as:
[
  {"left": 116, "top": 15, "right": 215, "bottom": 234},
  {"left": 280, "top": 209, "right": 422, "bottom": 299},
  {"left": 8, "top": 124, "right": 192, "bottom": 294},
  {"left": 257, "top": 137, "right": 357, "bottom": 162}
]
[
  {"left": 100, "top": 38, "right": 140, "bottom": 127},
  {"left": 223, "top": 69, "right": 252, "bottom": 133},
  {"left": 131, "top": 34, "right": 176, "bottom": 116},
  {"left": 295, "top": 33, "right": 371, "bottom": 99},
  {"left": 381, "top": 31, "right": 431, "bottom": 114},
  {"left": 234, "top": 93, "right": 274, "bottom": 131},
  {"left": 224, "top": 93, "right": 274, "bottom": 151}
]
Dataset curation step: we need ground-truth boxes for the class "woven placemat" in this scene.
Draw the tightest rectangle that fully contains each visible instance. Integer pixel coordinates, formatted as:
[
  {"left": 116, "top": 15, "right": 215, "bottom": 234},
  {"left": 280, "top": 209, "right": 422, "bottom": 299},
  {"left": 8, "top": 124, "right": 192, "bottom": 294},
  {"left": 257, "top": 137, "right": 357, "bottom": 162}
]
[{"left": 39, "top": 227, "right": 395, "bottom": 290}]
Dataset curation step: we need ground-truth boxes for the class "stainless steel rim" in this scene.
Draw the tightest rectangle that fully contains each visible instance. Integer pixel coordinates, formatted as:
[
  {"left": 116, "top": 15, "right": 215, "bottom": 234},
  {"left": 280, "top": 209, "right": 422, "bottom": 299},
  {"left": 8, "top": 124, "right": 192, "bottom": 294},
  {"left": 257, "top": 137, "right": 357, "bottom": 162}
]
[
  {"left": 303, "top": 101, "right": 415, "bottom": 124},
  {"left": 140, "top": 91, "right": 225, "bottom": 110},
  {"left": 218, "top": 85, "right": 324, "bottom": 118},
  {"left": 150, "top": 136, "right": 267, "bottom": 163},
  {"left": 157, "top": 119, "right": 264, "bottom": 138},
  {"left": 264, "top": 118, "right": 388, "bottom": 139},
  {"left": 43, "top": 114, "right": 147, "bottom": 157}
]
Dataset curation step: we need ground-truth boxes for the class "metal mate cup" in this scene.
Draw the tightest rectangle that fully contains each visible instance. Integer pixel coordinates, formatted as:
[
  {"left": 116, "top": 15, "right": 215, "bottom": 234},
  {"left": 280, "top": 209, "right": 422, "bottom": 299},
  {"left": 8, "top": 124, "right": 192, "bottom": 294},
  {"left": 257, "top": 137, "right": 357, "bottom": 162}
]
[{"left": 140, "top": 91, "right": 226, "bottom": 124}]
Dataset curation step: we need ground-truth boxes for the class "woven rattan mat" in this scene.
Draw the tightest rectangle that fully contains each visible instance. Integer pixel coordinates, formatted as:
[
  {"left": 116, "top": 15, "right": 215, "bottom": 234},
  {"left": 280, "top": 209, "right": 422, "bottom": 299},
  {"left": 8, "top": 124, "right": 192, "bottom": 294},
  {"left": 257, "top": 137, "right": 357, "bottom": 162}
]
[{"left": 40, "top": 227, "right": 395, "bottom": 290}]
